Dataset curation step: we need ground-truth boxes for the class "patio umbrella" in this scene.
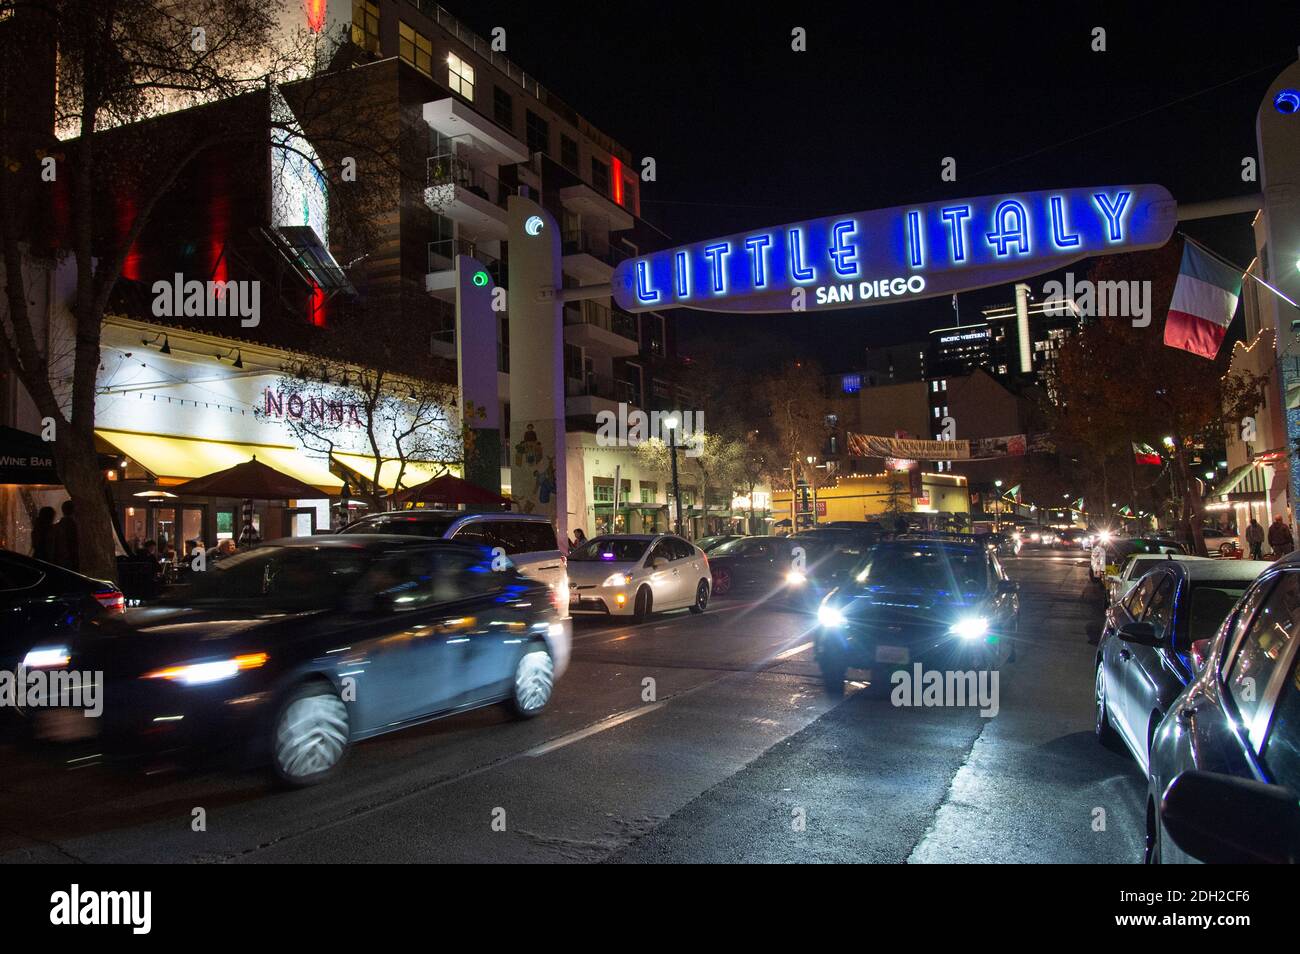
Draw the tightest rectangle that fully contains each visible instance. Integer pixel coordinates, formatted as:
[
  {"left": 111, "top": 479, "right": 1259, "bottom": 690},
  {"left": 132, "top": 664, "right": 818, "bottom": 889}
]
[
  {"left": 168, "top": 456, "right": 327, "bottom": 500},
  {"left": 393, "top": 474, "right": 509, "bottom": 509}
]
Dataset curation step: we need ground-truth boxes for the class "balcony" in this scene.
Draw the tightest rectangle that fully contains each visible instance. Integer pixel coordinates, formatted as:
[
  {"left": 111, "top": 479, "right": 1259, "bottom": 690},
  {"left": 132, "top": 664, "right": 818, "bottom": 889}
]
[
  {"left": 566, "top": 370, "right": 637, "bottom": 418},
  {"left": 559, "top": 182, "right": 633, "bottom": 231},
  {"left": 423, "top": 97, "right": 528, "bottom": 166},
  {"left": 425, "top": 238, "right": 503, "bottom": 300},
  {"left": 424, "top": 155, "right": 511, "bottom": 241},
  {"left": 561, "top": 230, "right": 633, "bottom": 284},
  {"left": 564, "top": 300, "right": 639, "bottom": 357}
]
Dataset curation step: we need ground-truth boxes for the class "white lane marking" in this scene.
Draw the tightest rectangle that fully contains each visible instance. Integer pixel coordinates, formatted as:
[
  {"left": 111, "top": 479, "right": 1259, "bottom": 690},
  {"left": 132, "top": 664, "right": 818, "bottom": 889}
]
[
  {"left": 526, "top": 702, "right": 666, "bottom": 757},
  {"left": 773, "top": 641, "right": 812, "bottom": 660},
  {"left": 570, "top": 598, "right": 761, "bottom": 642}
]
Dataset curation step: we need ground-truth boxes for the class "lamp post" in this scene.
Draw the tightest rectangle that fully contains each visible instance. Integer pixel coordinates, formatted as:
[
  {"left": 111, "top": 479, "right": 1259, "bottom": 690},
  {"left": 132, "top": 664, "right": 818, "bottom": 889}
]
[
  {"left": 806, "top": 455, "right": 819, "bottom": 527},
  {"left": 664, "top": 416, "right": 682, "bottom": 536}
]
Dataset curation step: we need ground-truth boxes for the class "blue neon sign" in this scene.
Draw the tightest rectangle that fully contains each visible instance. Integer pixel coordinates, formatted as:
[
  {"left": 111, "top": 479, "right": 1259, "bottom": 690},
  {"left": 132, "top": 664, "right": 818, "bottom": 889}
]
[{"left": 611, "top": 184, "right": 1176, "bottom": 313}]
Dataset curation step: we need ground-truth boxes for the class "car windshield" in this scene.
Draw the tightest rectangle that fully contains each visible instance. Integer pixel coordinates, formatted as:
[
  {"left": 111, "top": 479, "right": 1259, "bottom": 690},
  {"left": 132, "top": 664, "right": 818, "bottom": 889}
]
[
  {"left": 340, "top": 514, "right": 458, "bottom": 537},
  {"left": 174, "top": 545, "right": 373, "bottom": 609},
  {"left": 1185, "top": 582, "right": 1251, "bottom": 643},
  {"left": 569, "top": 538, "right": 650, "bottom": 563},
  {"left": 710, "top": 537, "right": 760, "bottom": 556},
  {"left": 854, "top": 546, "right": 988, "bottom": 594}
]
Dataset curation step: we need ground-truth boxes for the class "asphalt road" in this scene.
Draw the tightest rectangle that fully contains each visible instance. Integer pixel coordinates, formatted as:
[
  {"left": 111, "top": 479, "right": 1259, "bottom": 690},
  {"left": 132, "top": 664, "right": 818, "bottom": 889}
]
[{"left": 0, "top": 548, "right": 1146, "bottom": 863}]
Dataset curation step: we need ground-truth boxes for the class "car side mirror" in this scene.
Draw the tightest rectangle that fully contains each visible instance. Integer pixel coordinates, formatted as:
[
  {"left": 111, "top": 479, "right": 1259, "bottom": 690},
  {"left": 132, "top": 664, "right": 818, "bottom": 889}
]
[
  {"left": 1161, "top": 770, "right": 1300, "bottom": 864},
  {"left": 1117, "top": 621, "right": 1161, "bottom": 646}
]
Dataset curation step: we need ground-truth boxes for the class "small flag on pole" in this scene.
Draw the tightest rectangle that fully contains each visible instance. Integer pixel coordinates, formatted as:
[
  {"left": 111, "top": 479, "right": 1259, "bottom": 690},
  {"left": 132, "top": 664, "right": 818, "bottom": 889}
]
[
  {"left": 1163, "top": 242, "right": 1243, "bottom": 359},
  {"left": 1133, "top": 442, "right": 1161, "bottom": 466}
]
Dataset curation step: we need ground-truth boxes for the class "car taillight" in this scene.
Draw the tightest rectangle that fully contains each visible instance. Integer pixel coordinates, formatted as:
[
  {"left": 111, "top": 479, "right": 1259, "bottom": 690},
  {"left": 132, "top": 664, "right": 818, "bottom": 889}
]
[
  {"left": 550, "top": 577, "right": 569, "bottom": 617},
  {"left": 94, "top": 589, "right": 126, "bottom": 614}
]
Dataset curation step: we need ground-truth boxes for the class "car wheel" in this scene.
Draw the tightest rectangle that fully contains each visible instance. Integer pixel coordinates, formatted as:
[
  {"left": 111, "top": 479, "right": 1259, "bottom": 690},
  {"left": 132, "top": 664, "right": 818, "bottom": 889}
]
[
  {"left": 1094, "top": 664, "right": 1123, "bottom": 751},
  {"left": 633, "top": 585, "right": 652, "bottom": 620},
  {"left": 819, "top": 658, "right": 846, "bottom": 697},
  {"left": 689, "top": 580, "right": 709, "bottom": 614},
  {"left": 509, "top": 643, "right": 555, "bottom": 718},
  {"left": 1144, "top": 799, "right": 1162, "bottom": 864},
  {"left": 712, "top": 567, "right": 733, "bottom": 596},
  {"left": 269, "top": 681, "right": 350, "bottom": 788}
]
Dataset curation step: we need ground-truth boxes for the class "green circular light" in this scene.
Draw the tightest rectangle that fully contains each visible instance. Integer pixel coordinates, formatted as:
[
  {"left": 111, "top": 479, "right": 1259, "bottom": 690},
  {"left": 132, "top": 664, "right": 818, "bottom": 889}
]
[{"left": 472, "top": 270, "right": 490, "bottom": 287}]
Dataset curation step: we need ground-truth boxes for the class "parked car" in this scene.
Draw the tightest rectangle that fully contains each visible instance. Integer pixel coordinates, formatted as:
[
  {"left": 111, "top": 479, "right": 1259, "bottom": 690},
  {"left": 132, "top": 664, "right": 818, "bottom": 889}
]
[
  {"left": 813, "top": 536, "right": 1019, "bottom": 694},
  {"left": 1144, "top": 550, "right": 1300, "bottom": 862},
  {"left": 1094, "top": 559, "right": 1270, "bottom": 775},
  {"left": 1090, "top": 536, "right": 1187, "bottom": 582},
  {"left": 0, "top": 549, "right": 124, "bottom": 673},
  {"left": 706, "top": 534, "right": 861, "bottom": 609},
  {"left": 696, "top": 534, "right": 744, "bottom": 553},
  {"left": 38, "top": 536, "right": 570, "bottom": 786},
  {"left": 340, "top": 510, "right": 566, "bottom": 590},
  {"left": 1103, "top": 552, "right": 1208, "bottom": 606},
  {"left": 565, "top": 534, "right": 710, "bottom": 618}
]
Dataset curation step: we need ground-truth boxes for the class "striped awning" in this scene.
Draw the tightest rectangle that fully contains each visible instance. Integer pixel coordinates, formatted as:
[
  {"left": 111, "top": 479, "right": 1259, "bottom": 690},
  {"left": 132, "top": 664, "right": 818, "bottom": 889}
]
[{"left": 1214, "top": 460, "right": 1270, "bottom": 501}]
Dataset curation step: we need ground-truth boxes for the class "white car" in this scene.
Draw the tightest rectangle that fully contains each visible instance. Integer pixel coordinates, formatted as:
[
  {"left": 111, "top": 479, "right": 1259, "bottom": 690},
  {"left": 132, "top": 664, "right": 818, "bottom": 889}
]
[
  {"left": 566, "top": 534, "right": 711, "bottom": 618},
  {"left": 1104, "top": 552, "right": 1208, "bottom": 605}
]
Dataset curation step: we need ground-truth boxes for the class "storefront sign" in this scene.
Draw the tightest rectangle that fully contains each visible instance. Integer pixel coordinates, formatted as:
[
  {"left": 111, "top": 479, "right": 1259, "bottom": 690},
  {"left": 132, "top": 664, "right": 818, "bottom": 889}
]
[
  {"left": 263, "top": 389, "right": 364, "bottom": 427},
  {"left": 612, "top": 184, "right": 1176, "bottom": 313}
]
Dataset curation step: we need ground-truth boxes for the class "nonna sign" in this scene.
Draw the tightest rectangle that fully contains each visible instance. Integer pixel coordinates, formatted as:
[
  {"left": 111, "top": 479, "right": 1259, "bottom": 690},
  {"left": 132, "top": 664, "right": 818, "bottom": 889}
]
[{"left": 612, "top": 184, "right": 1177, "bottom": 313}]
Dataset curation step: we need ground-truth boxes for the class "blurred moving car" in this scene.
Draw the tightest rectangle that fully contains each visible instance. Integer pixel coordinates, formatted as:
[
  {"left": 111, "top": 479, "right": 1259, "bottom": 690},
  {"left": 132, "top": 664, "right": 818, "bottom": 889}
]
[
  {"left": 1090, "top": 536, "right": 1188, "bottom": 582},
  {"left": 565, "top": 534, "right": 710, "bottom": 618},
  {"left": 0, "top": 549, "right": 124, "bottom": 672},
  {"left": 705, "top": 534, "right": 861, "bottom": 609},
  {"left": 813, "top": 536, "right": 1019, "bottom": 695},
  {"left": 1095, "top": 559, "right": 1270, "bottom": 777},
  {"left": 340, "top": 510, "right": 566, "bottom": 591},
  {"left": 696, "top": 534, "right": 743, "bottom": 553},
  {"left": 1145, "top": 551, "right": 1300, "bottom": 862},
  {"left": 1103, "top": 552, "right": 1208, "bottom": 605},
  {"left": 42, "top": 536, "right": 569, "bottom": 786}
]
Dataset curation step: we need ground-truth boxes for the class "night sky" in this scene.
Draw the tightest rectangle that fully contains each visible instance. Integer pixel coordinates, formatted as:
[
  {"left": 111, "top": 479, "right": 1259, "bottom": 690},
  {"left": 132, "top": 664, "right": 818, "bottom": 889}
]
[{"left": 443, "top": 1, "right": 1299, "bottom": 371}]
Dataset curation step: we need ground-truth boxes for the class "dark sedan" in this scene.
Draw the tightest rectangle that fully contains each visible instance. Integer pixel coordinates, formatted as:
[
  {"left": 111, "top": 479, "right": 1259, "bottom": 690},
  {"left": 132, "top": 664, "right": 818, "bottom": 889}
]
[
  {"left": 707, "top": 535, "right": 860, "bottom": 607},
  {"left": 813, "top": 537, "right": 1019, "bottom": 694},
  {"left": 0, "top": 548, "right": 124, "bottom": 672},
  {"left": 1145, "top": 551, "right": 1300, "bottom": 862},
  {"left": 695, "top": 534, "right": 743, "bottom": 553},
  {"left": 52, "top": 536, "right": 570, "bottom": 787},
  {"left": 1094, "top": 559, "right": 1270, "bottom": 773}
]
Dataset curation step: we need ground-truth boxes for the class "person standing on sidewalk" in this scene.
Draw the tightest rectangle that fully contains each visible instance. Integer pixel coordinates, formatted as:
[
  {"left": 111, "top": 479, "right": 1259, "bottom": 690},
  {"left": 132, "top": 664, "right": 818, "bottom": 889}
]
[
  {"left": 1246, "top": 517, "right": 1265, "bottom": 560},
  {"left": 1268, "top": 515, "right": 1294, "bottom": 559}
]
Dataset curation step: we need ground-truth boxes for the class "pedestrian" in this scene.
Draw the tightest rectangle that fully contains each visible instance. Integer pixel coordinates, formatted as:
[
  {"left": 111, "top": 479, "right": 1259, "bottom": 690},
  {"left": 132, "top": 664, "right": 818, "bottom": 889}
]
[
  {"left": 1268, "top": 515, "right": 1294, "bottom": 559},
  {"left": 1245, "top": 517, "right": 1265, "bottom": 561},
  {"left": 31, "top": 506, "right": 56, "bottom": 562},
  {"left": 569, "top": 527, "right": 587, "bottom": 551},
  {"left": 52, "top": 499, "right": 79, "bottom": 572}
]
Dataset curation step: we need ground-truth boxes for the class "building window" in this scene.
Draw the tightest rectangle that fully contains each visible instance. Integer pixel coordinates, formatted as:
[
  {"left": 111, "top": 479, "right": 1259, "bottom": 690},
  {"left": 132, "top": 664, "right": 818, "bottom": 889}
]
[
  {"left": 398, "top": 21, "right": 433, "bottom": 74},
  {"left": 493, "top": 86, "right": 513, "bottom": 130},
  {"left": 591, "top": 157, "right": 609, "bottom": 196},
  {"left": 447, "top": 50, "right": 474, "bottom": 99},
  {"left": 560, "top": 134, "right": 579, "bottom": 173},
  {"left": 525, "top": 110, "right": 549, "bottom": 155},
  {"left": 352, "top": 0, "right": 380, "bottom": 55}
]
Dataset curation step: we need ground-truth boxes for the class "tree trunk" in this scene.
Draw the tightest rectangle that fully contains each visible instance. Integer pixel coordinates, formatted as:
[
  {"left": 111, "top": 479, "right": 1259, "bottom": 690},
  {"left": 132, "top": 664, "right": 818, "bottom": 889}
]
[
  {"left": 56, "top": 429, "right": 119, "bottom": 582},
  {"left": 1175, "top": 445, "right": 1207, "bottom": 556}
]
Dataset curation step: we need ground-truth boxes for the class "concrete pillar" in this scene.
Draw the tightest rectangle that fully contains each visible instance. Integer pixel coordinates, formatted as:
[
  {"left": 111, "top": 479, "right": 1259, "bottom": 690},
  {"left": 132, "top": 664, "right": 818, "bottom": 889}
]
[
  {"left": 1257, "top": 61, "right": 1300, "bottom": 520},
  {"left": 505, "top": 195, "right": 567, "bottom": 539},
  {"left": 455, "top": 254, "right": 501, "bottom": 494}
]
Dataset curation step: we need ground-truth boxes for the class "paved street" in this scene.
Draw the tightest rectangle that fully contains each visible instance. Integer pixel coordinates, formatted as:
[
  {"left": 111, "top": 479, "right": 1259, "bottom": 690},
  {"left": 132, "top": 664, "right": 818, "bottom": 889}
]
[{"left": 0, "top": 550, "right": 1146, "bottom": 864}]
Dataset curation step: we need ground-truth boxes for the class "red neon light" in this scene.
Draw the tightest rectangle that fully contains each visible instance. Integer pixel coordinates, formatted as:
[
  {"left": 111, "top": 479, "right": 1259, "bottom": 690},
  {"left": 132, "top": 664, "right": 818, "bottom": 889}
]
[
  {"left": 115, "top": 193, "right": 142, "bottom": 280},
  {"left": 304, "top": 0, "right": 327, "bottom": 33},
  {"left": 309, "top": 281, "right": 326, "bottom": 326},
  {"left": 610, "top": 156, "right": 623, "bottom": 206}
]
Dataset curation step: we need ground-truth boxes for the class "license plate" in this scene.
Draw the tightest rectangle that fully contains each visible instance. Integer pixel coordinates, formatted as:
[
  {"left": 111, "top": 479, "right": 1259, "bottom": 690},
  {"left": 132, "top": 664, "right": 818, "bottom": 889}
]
[
  {"left": 34, "top": 709, "right": 101, "bottom": 742},
  {"left": 875, "top": 645, "right": 910, "bottom": 664}
]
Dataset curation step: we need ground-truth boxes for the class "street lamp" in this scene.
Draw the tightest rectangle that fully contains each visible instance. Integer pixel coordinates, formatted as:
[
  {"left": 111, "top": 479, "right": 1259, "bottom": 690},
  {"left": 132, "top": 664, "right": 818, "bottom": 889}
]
[
  {"left": 806, "top": 455, "right": 819, "bottom": 528},
  {"left": 664, "top": 416, "right": 682, "bottom": 536}
]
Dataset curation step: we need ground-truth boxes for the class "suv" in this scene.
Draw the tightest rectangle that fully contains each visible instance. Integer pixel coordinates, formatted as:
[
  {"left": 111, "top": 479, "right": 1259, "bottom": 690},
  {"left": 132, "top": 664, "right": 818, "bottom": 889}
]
[{"left": 340, "top": 511, "right": 566, "bottom": 591}]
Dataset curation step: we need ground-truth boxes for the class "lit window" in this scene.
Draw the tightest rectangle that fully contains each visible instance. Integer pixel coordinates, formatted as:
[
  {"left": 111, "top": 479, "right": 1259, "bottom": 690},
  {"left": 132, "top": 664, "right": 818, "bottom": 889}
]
[
  {"left": 447, "top": 51, "right": 475, "bottom": 100},
  {"left": 351, "top": 0, "right": 380, "bottom": 55},
  {"left": 398, "top": 22, "right": 434, "bottom": 76}
]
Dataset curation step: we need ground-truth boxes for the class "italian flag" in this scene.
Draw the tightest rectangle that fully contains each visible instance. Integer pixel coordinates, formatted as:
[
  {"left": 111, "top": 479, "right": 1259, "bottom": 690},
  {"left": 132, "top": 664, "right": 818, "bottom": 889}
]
[
  {"left": 1133, "top": 442, "right": 1161, "bottom": 466},
  {"left": 1163, "top": 243, "right": 1242, "bottom": 359}
]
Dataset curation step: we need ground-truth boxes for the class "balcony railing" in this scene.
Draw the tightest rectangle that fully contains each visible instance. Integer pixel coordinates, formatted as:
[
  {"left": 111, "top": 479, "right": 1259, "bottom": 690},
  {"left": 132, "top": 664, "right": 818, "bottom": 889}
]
[
  {"left": 427, "top": 154, "right": 509, "bottom": 209},
  {"left": 561, "top": 230, "right": 634, "bottom": 267},
  {"left": 564, "top": 300, "right": 637, "bottom": 342},
  {"left": 427, "top": 238, "right": 502, "bottom": 284},
  {"left": 567, "top": 371, "right": 637, "bottom": 405}
]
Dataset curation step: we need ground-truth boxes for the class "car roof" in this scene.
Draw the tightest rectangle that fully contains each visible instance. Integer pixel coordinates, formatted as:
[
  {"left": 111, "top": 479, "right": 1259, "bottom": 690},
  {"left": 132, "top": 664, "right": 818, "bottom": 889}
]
[
  {"left": 1161, "top": 559, "right": 1274, "bottom": 582},
  {"left": 590, "top": 533, "right": 659, "bottom": 542},
  {"left": 261, "top": 534, "right": 490, "bottom": 554},
  {"left": 351, "top": 510, "right": 549, "bottom": 524},
  {"left": 873, "top": 538, "right": 984, "bottom": 555}
]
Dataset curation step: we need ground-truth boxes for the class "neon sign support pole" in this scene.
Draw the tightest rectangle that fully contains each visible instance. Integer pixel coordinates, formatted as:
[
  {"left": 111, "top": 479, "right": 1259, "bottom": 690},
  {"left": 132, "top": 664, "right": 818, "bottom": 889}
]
[{"left": 1015, "top": 283, "right": 1032, "bottom": 374}]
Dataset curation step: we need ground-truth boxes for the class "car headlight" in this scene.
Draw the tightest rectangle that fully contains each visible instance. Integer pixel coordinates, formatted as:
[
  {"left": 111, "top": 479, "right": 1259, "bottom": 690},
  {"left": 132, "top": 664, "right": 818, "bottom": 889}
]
[
  {"left": 143, "top": 653, "right": 268, "bottom": 686},
  {"left": 22, "top": 646, "right": 70, "bottom": 669},
  {"left": 817, "top": 604, "right": 847, "bottom": 627},
  {"left": 602, "top": 572, "right": 632, "bottom": 588},
  {"left": 786, "top": 570, "right": 806, "bottom": 586},
  {"left": 948, "top": 617, "right": 989, "bottom": 641}
]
